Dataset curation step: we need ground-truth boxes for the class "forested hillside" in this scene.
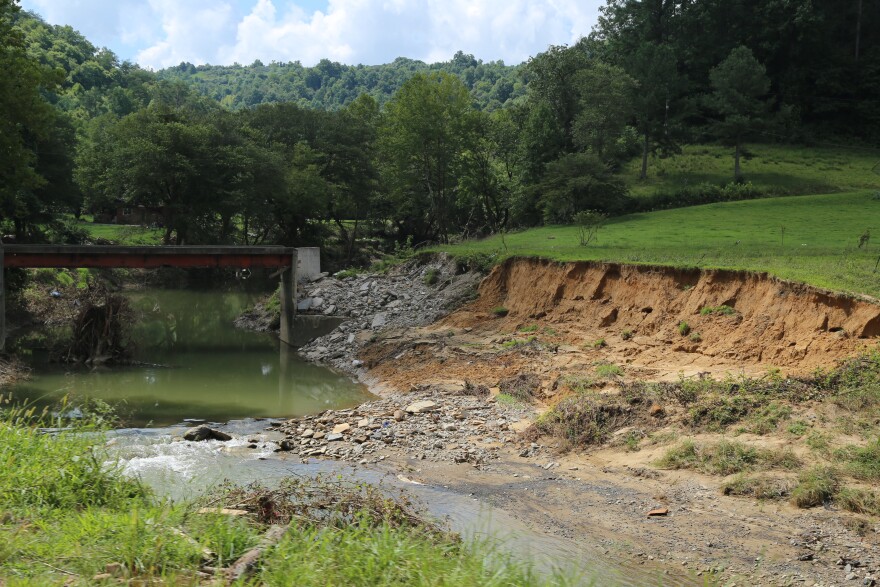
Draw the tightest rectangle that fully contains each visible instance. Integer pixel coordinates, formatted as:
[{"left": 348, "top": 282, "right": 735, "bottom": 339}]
[
  {"left": 2, "top": 0, "right": 878, "bottom": 269},
  {"left": 156, "top": 53, "right": 526, "bottom": 111}
]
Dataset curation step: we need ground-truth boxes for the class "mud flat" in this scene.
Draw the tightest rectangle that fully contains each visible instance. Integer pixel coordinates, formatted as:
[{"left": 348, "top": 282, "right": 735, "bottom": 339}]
[{"left": 276, "top": 256, "right": 880, "bottom": 586}]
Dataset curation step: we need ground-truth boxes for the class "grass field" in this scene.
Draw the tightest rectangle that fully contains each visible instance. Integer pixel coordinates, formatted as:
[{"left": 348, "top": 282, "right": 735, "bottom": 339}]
[
  {"left": 78, "top": 221, "right": 163, "bottom": 245},
  {"left": 622, "top": 144, "right": 880, "bottom": 198},
  {"left": 438, "top": 190, "right": 880, "bottom": 298}
]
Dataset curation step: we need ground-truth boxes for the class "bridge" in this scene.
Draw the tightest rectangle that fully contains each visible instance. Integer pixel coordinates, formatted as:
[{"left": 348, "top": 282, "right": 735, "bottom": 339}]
[{"left": 0, "top": 245, "right": 321, "bottom": 350}]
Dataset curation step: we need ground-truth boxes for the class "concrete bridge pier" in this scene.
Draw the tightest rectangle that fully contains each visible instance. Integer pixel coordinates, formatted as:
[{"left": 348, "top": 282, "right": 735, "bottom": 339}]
[{"left": 279, "top": 248, "right": 298, "bottom": 347}]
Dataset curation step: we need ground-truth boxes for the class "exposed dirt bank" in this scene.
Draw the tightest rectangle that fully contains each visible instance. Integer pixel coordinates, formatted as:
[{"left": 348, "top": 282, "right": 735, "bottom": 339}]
[{"left": 273, "top": 257, "right": 880, "bottom": 586}]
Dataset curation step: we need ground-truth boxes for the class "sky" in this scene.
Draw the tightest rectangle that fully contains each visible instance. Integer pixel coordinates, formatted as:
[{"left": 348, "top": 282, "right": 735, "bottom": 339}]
[{"left": 19, "top": 0, "right": 604, "bottom": 70}]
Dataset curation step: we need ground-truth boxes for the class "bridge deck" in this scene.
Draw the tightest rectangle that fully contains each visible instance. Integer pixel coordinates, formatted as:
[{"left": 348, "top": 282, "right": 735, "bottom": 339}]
[{"left": 2, "top": 245, "right": 296, "bottom": 269}]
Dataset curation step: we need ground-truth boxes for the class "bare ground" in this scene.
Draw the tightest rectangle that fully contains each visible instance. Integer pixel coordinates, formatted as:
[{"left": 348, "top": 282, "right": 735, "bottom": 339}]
[{"left": 281, "top": 257, "right": 880, "bottom": 586}]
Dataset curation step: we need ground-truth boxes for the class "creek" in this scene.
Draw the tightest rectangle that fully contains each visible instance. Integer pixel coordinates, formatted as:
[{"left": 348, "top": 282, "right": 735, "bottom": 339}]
[{"left": 9, "top": 289, "right": 370, "bottom": 426}]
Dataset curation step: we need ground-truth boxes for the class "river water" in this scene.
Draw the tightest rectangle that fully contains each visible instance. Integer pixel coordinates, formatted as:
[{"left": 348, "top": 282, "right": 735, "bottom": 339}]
[{"left": 9, "top": 289, "right": 370, "bottom": 426}]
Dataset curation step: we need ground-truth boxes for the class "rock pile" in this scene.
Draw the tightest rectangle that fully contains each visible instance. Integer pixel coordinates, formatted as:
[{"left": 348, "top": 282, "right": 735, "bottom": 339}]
[
  {"left": 295, "top": 255, "right": 482, "bottom": 374},
  {"left": 270, "top": 384, "right": 533, "bottom": 466}
]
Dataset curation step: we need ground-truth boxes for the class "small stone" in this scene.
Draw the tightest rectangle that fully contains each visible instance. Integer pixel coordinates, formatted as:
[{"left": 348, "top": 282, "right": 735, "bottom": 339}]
[
  {"left": 646, "top": 508, "right": 669, "bottom": 517},
  {"left": 352, "top": 359, "right": 364, "bottom": 367},
  {"left": 649, "top": 404, "right": 665, "bottom": 418},
  {"left": 313, "top": 431, "right": 326, "bottom": 440},
  {"left": 354, "top": 435, "right": 369, "bottom": 444},
  {"left": 301, "top": 429, "right": 315, "bottom": 438},
  {"left": 371, "top": 313, "right": 387, "bottom": 328},
  {"left": 332, "top": 423, "right": 351, "bottom": 434},
  {"left": 406, "top": 400, "right": 439, "bottom": 414},
  {"left": 279, "top": 439, "right": 295, "bottom": 451},
  {"left": 327, "top": 433, "right": 344, "bottom": 442},
  {"left": 358, "top": 418, "right": 371, "bottom": 427},
  {"left": 105, "top": 562, "right": 125, "bottom": 577},
  {"left": 848, "top": 573, "right": 858, "bottom": 581},
  {"left": 394, "top": 410, "right": 406, "bottom": 421}
]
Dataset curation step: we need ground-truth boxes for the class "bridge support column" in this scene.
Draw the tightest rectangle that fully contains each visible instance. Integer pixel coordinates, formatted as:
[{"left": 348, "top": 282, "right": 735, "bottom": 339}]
[{"left": 279, "top": 248, "right": 298, "bottom": 346}]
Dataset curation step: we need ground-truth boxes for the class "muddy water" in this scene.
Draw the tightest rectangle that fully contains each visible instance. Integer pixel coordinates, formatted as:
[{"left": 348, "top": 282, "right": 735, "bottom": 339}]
[
  {"left": 9, "top": 290, "right": 370, "bottom": 426},
  {"left": 110, "top": 421, "right": 695, "bottom": 586}
]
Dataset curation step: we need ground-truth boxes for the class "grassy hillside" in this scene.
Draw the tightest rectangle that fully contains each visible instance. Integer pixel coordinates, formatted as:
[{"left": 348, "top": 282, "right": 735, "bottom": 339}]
[
  {"left": 623, "top": 145, "right": 880, "bottom": 199},
  {"left": 438, "top": 191, "right": 880, "bottom": 297}
]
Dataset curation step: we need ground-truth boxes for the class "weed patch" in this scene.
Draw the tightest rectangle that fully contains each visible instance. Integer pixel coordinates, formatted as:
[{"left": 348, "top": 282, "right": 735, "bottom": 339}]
[
  {"left": 656, "top": 439, "right": 800, "bottom": 476},
  {"left": 595, "top": 362, "right": 623, "bottom": 379},
  {"left": 790, "top": 467, "right": 841, "bottom": 508},
  {"left": 537, "top": 396, "right": 633, "bottom": 448},
  {"left": 700, "top": 305, "right": 737, "bottom": 316},
  {"left": 721, "top": 474, "right": 794, "bottom": 500},
  {"left": 834, "top": 439, "right": 880, "bottom": 481},
  {"left": 499, "top": 373, "right": 541, "bottom": 402}
]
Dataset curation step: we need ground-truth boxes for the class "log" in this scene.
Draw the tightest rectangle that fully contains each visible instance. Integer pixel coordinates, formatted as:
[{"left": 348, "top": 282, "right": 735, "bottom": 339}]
[{"left": 223, "top": 524, "right": 288, "bottom": 584}]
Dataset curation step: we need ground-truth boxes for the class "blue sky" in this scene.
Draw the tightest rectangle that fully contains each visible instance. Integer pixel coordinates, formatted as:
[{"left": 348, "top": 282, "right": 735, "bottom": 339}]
[{"left": 19, "top": 0, "right": 603, "bottom": 69}]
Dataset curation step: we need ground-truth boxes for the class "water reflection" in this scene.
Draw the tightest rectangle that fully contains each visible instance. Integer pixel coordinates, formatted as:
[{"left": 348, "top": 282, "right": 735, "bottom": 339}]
[{"left": 9, "top": 290, "right": 370, "bottom": 426}]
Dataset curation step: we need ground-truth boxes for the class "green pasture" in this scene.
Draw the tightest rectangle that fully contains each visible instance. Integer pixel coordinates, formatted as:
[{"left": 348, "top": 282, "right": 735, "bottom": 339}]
[
  {"left": 438, "top": 191, "right": 880, "bottom": 298},
  {"left": 623, "top": 144, "right": 880, "bottom": 198}
]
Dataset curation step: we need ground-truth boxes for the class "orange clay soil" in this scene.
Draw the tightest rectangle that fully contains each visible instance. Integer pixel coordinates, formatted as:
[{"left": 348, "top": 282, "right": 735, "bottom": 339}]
[{"left": 362, "top": 258, "right": 880, "bottom": 393}]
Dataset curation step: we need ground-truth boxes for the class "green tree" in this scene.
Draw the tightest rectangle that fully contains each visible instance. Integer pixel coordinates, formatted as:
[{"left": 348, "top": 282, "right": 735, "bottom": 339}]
[
  {"left": 625, "top": 43, "right": 686, "bottom": 179},
  {"left": 380, "top": 72, "right": 479, "bottom": 243},
  {"left": 531, "top": 152, "right": 629, "bottom": 224},
  {"left": 0, "top": 0, "right": 67, "bottom": 239},
  {"left": 572, "top": 61, "right": 637, "bottom": 162},
  {"left": 707, "top": 46, "right": 771, "bottom": 182}
]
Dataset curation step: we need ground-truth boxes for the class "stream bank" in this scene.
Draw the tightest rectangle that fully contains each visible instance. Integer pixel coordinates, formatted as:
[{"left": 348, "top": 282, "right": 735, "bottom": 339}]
[{"left": 253, "top": 254, "right": 880, "bottom": 587}]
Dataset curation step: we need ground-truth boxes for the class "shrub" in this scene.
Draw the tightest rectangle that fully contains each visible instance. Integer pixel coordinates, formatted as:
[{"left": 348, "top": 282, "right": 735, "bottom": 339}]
[
  {"left": 591, "top": 338, "right": 607, "bottom": 349},
  {"left": 537, "top": 395, "right": 633, "bottom": 447},
  {"left": 498, "top": 373, "right": 541, "bottom": 402},
  {"left": 678, "top": 321, "right": 691, "bottom": 336},
  {"left": 491, "top": 306, "right": 509, "bottom": 317},
  {"left": 621, "top": 329, "right": 634, "bottom": 341}
]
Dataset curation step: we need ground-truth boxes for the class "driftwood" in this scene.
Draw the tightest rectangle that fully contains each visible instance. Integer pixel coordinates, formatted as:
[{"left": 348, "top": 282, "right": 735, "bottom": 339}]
[
  {"left": 222, "top": 524, "right": 289, "bottom": 584},
  {"left": 64, "top": 286, "right": 132, "bottom": 365}
]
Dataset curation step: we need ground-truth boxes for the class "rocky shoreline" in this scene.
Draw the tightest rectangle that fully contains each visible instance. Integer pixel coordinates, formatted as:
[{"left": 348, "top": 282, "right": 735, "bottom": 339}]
[{"left": 269, "top": 381, "right": 535, "bottom": 466}]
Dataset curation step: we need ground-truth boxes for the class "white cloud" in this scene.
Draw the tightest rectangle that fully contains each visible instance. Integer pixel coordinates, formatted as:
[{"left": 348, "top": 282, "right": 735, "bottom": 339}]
[{"left": 22, "top": 0, "right": 604, "bottom": 69}]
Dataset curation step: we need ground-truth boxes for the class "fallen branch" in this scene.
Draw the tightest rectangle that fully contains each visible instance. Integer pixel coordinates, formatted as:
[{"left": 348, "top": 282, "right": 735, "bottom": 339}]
[{"left": 223, "top": 524, "right": 289, "bottom": 584}]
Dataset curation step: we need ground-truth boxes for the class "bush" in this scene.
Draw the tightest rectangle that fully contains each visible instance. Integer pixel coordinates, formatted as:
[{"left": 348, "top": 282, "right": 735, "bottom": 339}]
[
  {"left": 678, "top": 321, "right": 691, "bottom": 336},
  {"left": 537, "top": 395, "right": 633, "bottom": 447},
  {"left": 491, "top": 306, "right": 509, "bottom": 317}
]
